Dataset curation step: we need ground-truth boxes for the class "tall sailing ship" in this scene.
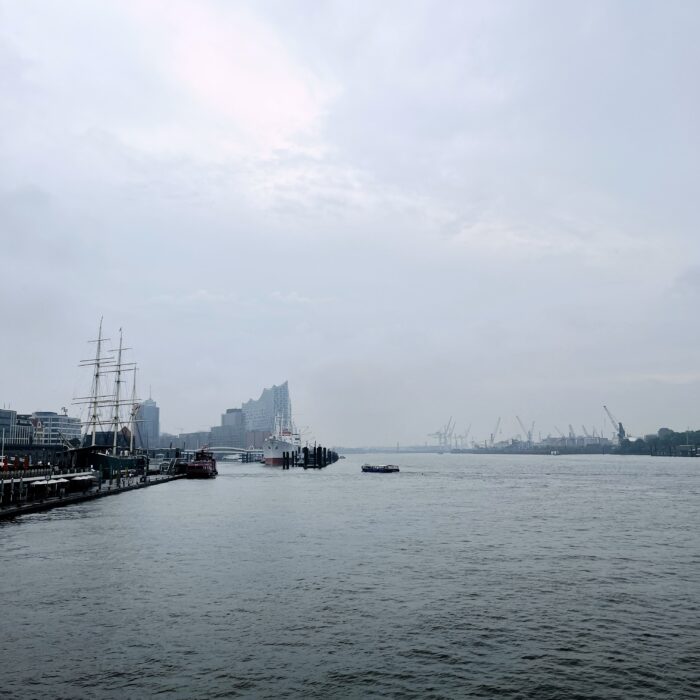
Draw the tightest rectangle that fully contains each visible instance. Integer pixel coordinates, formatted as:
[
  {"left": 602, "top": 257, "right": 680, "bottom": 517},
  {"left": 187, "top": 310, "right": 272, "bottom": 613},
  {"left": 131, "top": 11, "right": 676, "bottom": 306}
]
[{"left": 64, "top": 319, "right": 149, "bottom": 478}]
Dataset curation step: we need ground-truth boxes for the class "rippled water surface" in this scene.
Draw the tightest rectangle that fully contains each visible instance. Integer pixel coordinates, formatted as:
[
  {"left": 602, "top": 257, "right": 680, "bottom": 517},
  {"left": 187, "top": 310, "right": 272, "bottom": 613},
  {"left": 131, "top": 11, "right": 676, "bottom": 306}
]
[{"left": 1, "top": 454, "right": 699, "bottom": 698}]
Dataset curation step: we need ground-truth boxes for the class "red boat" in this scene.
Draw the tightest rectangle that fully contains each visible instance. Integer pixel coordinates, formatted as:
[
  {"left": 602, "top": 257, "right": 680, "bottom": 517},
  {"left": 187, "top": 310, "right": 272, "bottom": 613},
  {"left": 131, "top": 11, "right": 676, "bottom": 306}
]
[{"left": 186, "top": 448, "right": 217, "bottom": 479}]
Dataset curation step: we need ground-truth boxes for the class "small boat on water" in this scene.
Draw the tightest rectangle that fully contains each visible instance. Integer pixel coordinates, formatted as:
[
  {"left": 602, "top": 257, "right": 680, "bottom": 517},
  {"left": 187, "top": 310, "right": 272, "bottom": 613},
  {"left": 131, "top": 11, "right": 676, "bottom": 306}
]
[
  {"left": 186, "top": 448, "right": 217, "bottom": 478},
  {"left": 361, "top": 464, "right": 400, "bottom": 473}
]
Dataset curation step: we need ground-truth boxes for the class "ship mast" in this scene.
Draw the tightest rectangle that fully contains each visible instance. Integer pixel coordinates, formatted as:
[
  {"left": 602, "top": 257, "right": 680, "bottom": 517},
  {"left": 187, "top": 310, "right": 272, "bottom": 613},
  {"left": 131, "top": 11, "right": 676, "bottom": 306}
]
[
  {"left": 112, "top": 329, "right": 124, "bottom": 456},
  {"left": 75, "top": 319, "right": 114, "bottom": 445},
  {"left": 88, "top": 318, "right": 106, "bottom": 446},
  {"left": 129, "top": 366, "right": 138, "bottom": 454}
]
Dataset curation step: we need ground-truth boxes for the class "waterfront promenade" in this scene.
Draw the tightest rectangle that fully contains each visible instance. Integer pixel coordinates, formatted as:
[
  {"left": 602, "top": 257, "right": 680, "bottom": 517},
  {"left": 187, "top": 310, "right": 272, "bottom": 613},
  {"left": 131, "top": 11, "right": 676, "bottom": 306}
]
[{"left": 0, "top": 472, "right": 183, "bottom": 521}]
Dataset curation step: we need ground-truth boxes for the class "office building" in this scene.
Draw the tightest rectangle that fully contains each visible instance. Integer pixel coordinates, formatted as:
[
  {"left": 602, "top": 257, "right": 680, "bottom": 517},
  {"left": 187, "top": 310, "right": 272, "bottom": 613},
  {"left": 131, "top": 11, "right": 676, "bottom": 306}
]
[
  {"left": 135, "top": 398, "right": 160, "bottom": 449},
  {"left": 32, "top": 411, "right": 82, "bottom": 445}
]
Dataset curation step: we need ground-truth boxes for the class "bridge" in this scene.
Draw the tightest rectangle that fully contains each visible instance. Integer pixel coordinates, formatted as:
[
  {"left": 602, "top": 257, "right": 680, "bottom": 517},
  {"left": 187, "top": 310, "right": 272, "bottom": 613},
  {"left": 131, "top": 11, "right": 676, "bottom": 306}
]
[{"left": 207, "top": 446, "right": 263, "bottom": 461}]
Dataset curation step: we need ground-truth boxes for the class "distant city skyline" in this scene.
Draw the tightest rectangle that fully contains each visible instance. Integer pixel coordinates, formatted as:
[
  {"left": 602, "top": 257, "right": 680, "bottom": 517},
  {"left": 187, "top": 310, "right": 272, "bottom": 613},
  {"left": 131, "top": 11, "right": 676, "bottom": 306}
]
[
  {"left": 0, "top": 390, "right": 689, "bottom": 449},
  {"left": 160, "top": 380, "right": 292, "bottom": 450}
]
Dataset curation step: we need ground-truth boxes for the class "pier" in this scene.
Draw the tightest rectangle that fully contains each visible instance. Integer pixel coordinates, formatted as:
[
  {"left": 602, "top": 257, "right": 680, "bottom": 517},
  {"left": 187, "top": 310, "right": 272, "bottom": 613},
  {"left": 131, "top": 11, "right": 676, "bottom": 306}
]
[{"left": 0, "top": 470, "right": 183, "bottom": 521}]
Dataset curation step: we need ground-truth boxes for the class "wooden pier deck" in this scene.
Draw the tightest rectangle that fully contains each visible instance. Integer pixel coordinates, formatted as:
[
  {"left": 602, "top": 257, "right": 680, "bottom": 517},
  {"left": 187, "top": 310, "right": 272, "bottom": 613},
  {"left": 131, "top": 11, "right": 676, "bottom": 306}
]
[{"left": 0, "top": 474, "right": 184, "bottom": 521}]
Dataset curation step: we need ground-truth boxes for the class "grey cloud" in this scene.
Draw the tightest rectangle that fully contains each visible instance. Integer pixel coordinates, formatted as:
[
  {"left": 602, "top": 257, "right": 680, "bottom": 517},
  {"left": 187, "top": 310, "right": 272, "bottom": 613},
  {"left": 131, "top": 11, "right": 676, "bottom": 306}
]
[{"left": 1, "top": 1, "right": 699, "bottom": 444}]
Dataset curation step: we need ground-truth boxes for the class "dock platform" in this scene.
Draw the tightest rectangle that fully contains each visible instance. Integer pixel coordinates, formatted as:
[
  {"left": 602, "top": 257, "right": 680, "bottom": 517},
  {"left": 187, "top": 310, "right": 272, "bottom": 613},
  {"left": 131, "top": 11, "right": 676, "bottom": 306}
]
[{"left": 0, "top": 474, "right": 184, "bottom": 521}]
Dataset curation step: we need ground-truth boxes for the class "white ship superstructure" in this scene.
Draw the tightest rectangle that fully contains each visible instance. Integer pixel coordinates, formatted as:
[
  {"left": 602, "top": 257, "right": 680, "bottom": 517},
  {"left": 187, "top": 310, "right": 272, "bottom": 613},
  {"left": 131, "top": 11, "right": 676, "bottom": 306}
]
[{"left": 263, "top": 416, "right": 301, "bottom": 466}]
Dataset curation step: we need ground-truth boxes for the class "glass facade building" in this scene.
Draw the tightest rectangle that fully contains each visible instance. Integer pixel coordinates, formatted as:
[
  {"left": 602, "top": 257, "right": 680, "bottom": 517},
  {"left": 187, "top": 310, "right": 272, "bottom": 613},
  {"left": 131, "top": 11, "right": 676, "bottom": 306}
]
[{"left": 135, "top": 398, "right": 160, "bottom": 449}]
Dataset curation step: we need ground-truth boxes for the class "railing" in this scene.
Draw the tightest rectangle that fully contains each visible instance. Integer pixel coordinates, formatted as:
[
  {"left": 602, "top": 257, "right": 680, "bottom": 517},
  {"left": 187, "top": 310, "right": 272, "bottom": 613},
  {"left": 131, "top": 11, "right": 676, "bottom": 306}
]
[{"left": 0, "top": 468, "right": 53, "bottom": 480}]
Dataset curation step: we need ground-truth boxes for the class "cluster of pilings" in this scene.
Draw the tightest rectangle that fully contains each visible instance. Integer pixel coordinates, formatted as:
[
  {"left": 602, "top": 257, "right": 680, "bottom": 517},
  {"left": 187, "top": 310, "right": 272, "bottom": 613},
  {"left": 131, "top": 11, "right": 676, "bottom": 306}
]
[
  {"left": 280, "top": 446, "right": 339, "bottom": 469},
  {"left": 303, "top": 445, "right": 338, "bottom": 469}
]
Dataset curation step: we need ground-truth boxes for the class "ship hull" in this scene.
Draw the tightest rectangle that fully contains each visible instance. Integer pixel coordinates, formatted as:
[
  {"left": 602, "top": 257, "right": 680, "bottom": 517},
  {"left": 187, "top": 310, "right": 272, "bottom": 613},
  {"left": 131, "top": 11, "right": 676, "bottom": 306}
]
[
  {"left": 185, "top": 466, "right": 216, "bottom": 478},
  {"left": 263, "top": 437, "right": 300, "bottom": 466},
  {"left": 362, "top": 464, "right": 400, "bottom": 473},
  {"left": 185, "top": 451, "right": 217, "bottom": 479}
]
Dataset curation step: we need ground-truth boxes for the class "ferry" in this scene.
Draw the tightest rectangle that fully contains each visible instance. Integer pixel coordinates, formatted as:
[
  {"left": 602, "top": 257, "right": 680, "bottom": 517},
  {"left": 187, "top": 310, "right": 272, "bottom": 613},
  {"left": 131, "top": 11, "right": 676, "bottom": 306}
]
[
  {"left": 186, "top": 448, "right": 217, "bottom": 478},
  {"left": 361, "top": 464, "right": 400, "bottom": 473}
]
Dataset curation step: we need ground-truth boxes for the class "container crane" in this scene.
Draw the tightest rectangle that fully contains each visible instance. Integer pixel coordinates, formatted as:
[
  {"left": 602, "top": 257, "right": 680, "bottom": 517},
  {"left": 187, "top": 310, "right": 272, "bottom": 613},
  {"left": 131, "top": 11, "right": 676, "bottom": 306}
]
[
  {"left": 427, "top": 430, "right": 443, "bottom": 447},
  {"left": 516, "top": 416, "right": 533, "bottom": 446},
  {"left": 516, "top": 415, "right": 527, "bottom": 442},
  {"left": 490, "top": 417, "right": 501, "bottom": 447},
  {"left": 429, "top": 417, "right": 456, "bottom": 449},
  {"left": 444, "top": 417, "right": 455, "bottom": 449},
  {"left": 456, "top": 424, "right": 472, "bottom": 449}
]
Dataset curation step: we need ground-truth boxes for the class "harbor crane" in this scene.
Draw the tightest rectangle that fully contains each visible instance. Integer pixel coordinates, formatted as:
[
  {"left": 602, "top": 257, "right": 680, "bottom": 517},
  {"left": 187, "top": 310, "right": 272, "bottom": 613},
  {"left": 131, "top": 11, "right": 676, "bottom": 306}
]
[
  {"left": 455, "top": 424, "right": 471, "bottom": 449},
  {"left": 568, "top": 424, "right": 576, "bottom": 439},
  {"left": 603, "top": 405, "right": 626, "bottom": 442},
  {"left": 427, "top": 430, "right": 442, "bottom": 445},
  {"left": 489, "top": 417, "right": 501, "bottom": 447},
  {"left": 444, "top": 417, "right": 455, "bottom": 449},
  {"left": 429, "top": 417, "right": 456, "bottom": 450},
  {"left": 581, "top": 425, "right": 590, "bottom": 438},
  {"left": 516, "top": 416, "right": 534, "bottom": 446},
  {"left": 554, "top": 425, "right": 565, "bottom": 438}
]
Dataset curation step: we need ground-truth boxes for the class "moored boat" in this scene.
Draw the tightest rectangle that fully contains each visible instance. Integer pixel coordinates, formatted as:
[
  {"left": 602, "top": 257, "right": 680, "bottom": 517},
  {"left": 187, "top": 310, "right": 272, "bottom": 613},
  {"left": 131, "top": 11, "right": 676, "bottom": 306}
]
[
  {"left": 63, "top": 320, "right": 150, "bottom": 480},
  {"left": 361, "top": 464, "right": 400, "bottom": 473},
  {"left": 263, "top": 420, "right": 301, "bottom": 466},
  {"left": 186, "top": 448, "right": 217, "bottom": 478}
]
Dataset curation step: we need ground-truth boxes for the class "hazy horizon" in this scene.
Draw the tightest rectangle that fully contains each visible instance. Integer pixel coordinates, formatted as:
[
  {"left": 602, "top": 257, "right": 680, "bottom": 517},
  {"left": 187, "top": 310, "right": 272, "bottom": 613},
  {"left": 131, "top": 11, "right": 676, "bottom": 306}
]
[{"left": 2, "top": 1, "right": 699, "bottom": 446}]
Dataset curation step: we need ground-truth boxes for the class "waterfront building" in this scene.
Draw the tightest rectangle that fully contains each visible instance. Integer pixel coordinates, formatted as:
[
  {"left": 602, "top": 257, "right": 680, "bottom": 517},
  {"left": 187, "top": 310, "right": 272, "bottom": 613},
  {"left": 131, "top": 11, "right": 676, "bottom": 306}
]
[
  {"left": 86, "top": 429, "right": 132, "bottom": 450},
  {"left": 241, "top": 381, "right": 292, "bottom": 433},
  {"left": 14, "top": 415, "right": 35, "bottom": 444},
  {"left": 178, "top": 431, "right": 211, "bottom": 449},
  {"left": 158, "top": 432, "right": 179, "bottom": 449},
  {"left": 0, "top": 409, "right": 16, "bottom": 440},
  {"left": 135, "top": 397, "right": 160, "bottom": 449},
  {"left": 32, "top": 411, "right": 82, "bottom": 445},
  {"left": 245, "top": 429, "right": 270, "bottom": 449}
]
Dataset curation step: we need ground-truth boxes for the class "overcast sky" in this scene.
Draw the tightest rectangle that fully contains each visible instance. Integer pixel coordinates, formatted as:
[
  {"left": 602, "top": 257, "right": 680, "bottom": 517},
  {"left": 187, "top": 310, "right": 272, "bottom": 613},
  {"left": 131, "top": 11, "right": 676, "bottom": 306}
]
[{"left": 1, "top": 0, "right": 699, "bottom": 446}]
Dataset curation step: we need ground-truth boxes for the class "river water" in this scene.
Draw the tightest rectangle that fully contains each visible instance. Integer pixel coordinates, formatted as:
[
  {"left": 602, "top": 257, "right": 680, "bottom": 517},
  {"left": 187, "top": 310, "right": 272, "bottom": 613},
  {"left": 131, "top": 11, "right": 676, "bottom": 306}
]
[{"left": 1, "top": 453, "right": 698, "bottom": 698}]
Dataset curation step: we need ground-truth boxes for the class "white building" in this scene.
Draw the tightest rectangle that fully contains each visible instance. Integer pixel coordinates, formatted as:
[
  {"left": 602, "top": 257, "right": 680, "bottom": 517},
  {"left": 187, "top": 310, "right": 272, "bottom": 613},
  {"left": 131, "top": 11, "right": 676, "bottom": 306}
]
[{"left": 32, "top": 411, "right": 82, "bottom": 445}]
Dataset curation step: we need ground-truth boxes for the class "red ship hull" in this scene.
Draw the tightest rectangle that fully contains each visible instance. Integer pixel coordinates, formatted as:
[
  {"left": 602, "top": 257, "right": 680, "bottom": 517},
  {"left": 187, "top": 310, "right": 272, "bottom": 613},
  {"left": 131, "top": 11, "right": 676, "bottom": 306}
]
[{"left": 186, "top": 449, "right": 217, "bottom": 479}]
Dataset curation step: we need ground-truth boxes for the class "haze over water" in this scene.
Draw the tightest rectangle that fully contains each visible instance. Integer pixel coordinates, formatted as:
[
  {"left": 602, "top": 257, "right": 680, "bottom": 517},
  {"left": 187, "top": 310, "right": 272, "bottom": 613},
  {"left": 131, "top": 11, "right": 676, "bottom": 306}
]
[{"left": 2, "top": 454, "right": 698, "bottom": 698}]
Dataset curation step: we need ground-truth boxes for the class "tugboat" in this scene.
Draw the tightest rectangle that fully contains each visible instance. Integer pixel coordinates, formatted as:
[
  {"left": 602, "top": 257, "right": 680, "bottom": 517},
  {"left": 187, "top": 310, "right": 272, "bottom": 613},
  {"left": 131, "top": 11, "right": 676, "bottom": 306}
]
[
  {"left": 186, "top": 448, "right": 217, "bottom": 479},
  {"left": 361, "top": 464, "right": 400, "bottom": 473}
]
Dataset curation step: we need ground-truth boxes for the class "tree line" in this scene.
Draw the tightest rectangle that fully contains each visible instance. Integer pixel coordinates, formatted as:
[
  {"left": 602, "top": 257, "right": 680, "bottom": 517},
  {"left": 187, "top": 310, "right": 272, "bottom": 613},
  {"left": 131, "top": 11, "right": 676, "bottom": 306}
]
[{"left": 617, "top": 428, "right": 700, "bottom": 456}]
